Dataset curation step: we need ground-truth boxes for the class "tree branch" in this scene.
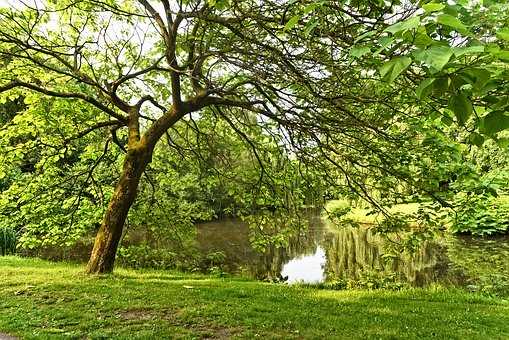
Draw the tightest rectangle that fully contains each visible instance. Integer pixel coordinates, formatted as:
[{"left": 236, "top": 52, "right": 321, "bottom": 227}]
[{"left": 0, "top": 80, "right": 128, "bottom": 123}]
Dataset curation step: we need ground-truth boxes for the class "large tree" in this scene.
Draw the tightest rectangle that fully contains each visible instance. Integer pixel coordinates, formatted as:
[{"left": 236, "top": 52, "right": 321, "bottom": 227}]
[
  {"left": 3, "top": 0, "right": 505, "bottom": 273},
  {"left": 0, "top": 0, "right": 407, "bottom": 273}
]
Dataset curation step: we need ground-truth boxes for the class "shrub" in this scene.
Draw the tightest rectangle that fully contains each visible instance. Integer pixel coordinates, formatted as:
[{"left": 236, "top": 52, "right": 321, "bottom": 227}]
[
  {"left": 117, "top": 245, "right": 180, "bottom": 269},
  {"left": 116, "top": 244, "right": 227, "bottom": 273},
  {"left": 451, "top": 195, "right": 509, "bottom": 236}
]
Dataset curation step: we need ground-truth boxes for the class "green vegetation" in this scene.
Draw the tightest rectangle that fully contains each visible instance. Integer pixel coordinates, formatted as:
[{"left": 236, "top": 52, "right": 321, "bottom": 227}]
[
  {"left": 451, "top": 195, "right": 509, "bottom": 236},
  {"left": 0, "top": 0, "right": 508, "bottom": 273},
  {"left": 325, "top": 196, "right": 509, "bottom": 237},
  {"left": 1, "top": 257, "right": 508, "bottom": 339},
  {"left": 324, "top": 200, "right": 420, "bottom": 225},
  {"left": 0, "top": 1, "right": 508, "bottom": 337},
  {"left": 0, "top": 226, "right": 16, "bottom": 256}
]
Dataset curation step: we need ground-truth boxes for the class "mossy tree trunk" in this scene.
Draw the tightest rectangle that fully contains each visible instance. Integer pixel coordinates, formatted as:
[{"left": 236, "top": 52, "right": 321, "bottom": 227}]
[
  {"left": 85, "top": 105, "right": 185, "bottom": 274},
  {"left": 86, "top": 145, "right": 152, "bottom": 274}
]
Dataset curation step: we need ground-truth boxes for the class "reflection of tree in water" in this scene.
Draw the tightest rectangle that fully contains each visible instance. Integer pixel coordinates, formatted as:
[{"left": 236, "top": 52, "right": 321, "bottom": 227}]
[
  {"left": 323, "top": 227, "right": 459, "bottom": 287},
  {"left": 196, "top": 215, "right": 324, "bottom": 280},
  {"left": 198, "top": 218, "right": 509, "bottom": 286},
  {"left": 29, "top": 214, "right": 509, "bottom": 286},
  {"left": 445, "top": 235, "right": 509, "bottom": 283},
  {"left": 198, "top": 218, "right": 471, "bottom": 285}
]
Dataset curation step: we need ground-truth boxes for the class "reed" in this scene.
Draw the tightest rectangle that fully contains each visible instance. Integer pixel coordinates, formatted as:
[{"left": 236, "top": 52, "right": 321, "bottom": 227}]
[{"left": 0, "top": 227, "right": 16, "bottom": 256}]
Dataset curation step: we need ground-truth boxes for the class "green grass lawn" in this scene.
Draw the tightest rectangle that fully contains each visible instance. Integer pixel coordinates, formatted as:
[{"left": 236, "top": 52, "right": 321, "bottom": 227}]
[
  {"left": 324, "top": 200, "right": 421, "bottom": 224},
  {"left": 1, "top": 257, "right": 508, "bottom": 339}
]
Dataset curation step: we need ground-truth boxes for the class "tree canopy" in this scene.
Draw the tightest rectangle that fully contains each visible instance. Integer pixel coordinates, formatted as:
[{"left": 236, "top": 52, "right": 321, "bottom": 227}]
[{"left": 0, "top": 0, "right": 508, "bottom": 273}]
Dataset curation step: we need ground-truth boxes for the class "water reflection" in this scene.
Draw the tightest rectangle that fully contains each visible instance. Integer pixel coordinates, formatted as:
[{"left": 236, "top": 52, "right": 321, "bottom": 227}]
[
  {"left": 27, "top": 214, "right": 509, "bottom": 288},
  {"left": 322, "top": 226, "right": 456, "bottom": 287},
  {"left": 196, "top": 216, "right": 509, "bottom": 287},
  {"left": 281, "top": 246, "right": 326, "bottom": 283}
]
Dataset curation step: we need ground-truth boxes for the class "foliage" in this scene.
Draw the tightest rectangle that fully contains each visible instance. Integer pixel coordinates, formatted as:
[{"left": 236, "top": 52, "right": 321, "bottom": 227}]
[
  {"left": 451, "top": 195, "right": 509, "bottom": 236},
  {"left": 116, "top": 243, "right": 228, "bottom": 273},
  {"left": 0, "top": 227, "right": 16, "bottom": 256},
  {"left": 314, "top": 272, "right": 409, "bottom": 291},
  {"left": 447, "top": 235, "right": 509, "bottom": 296},
  {"left": 0, "top": 0, "right": 508, "bottom": 272},
  {"left": 117, "top": 245, "right": 181, "bottom": 270},
  {"left": 370, "top": 1, "right": 509, "bottom": 141},
  {"left": 323, "top": 199, "right": 352, "bottom": 221}
]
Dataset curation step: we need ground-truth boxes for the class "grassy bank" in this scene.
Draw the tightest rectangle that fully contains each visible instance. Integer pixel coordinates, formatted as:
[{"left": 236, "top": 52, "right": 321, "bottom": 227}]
[
  {"left": 0, "top": 257, "right": 508, "bottom": 339},
  {"left": 324, "top": 200, "right": 420, "bottom": 225}
]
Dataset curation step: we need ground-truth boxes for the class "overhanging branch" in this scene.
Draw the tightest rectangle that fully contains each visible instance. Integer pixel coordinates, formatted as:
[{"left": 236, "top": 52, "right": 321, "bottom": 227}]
[{"left": 0, "top": 80, "right": 128, "bottom": 123}]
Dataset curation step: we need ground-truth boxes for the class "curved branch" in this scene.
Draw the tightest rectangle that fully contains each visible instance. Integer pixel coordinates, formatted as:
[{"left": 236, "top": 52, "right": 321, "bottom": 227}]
[
  {"left": 0, "top": 80, "right": 128, "bottom": 123},
  {"left": 64, "top": 120, "right": 123, "bottom": 144}
]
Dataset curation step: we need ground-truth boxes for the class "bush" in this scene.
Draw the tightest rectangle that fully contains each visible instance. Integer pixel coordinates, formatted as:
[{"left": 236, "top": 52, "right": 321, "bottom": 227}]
[
  {"left": 116, "top": 244, "right": 227, "bottom": 273},
  {"left": 451, "top": 195, "right": 509, "bottom": 236},
  {"left": 0, "top": 227, "right": 17, "bottom": 256}
]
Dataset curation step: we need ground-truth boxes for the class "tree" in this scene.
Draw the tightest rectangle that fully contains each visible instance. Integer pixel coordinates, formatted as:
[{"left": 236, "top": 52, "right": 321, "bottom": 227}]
[
  {"left": 2, "top": 0, "right": 503, "bottom": 273},
  {"left": 3, "top": 0, "right": 377, "bottom": 273}
]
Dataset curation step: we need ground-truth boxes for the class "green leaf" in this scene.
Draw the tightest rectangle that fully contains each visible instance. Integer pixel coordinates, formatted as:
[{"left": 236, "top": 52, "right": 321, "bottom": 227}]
[
  {"left": 373, "top": 37, "right": 394, "bottom": 55},
  {"left": 463, "top": 68, "right": 491, "bottom": 92},
  {"left": 433, "top": 77, "right": 450, "bottom": 94},
  {"left": 416, "top": 78, "right": 435, "bottom": 99},
  {"left": 354, "top": 30, "right": 375, "bottom": 43},
  {"left": 468, "top": 132, "right": 484, "bottom": 147},
  {"left": 453, "top": 46, "right": 484, "bottom": 57},
  {"left": 284, "top": 15, "right": 300, "bottom": 31},
  {"left": 303, "top": 3, "right": 319, "bottom": 14},
  {"left": 450, "top": 74, "right": 469, "bottom": 92},
  {"left": 437, "top": 14, "right": 468, "bottom": 33},
  {"left": 422, "top": 3, "right": 445, "bottom": 12},
  {"left": 496, "top": 28, "right": 509, "bottom": 41},
  {"left": 494, "top": 50, "right": 509, "bottom": 62},
  {"left": 413, "top": 46, "right": 454, "bottom": 72},
  {"left": 385, "top": 16, "right": 420, "bottom": 34},
  {"left": 350, "top": 46, "right": 371, "bottom": 59},
  {"left": 208, "top": 0, "right": 229, "bottom": 9},
  {"left": 379, "top": 57, "right": 412, "bottom": 83},
  {"left": 305, "top": 20, "right": 319, "bottom": 36},
  {"left": 414, "top": 28, "right": 433, "bottom": 48},
  {"left": 449, "top": 92, "right": 473, "bottom": 125},
  {"left": 481, "top": 111, "right": 509, "bottom": 135}
]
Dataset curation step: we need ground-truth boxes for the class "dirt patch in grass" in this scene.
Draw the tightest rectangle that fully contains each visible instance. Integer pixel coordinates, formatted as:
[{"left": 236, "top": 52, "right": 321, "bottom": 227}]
[
  {"left": 118, "top": 308, "right": 241, "bottom": 338},
  {"left": 0, "top": 333, "right": 17, "bottom": 340},
  {"left": 119, "top": 309, "right": 156, "bottom": 321}
]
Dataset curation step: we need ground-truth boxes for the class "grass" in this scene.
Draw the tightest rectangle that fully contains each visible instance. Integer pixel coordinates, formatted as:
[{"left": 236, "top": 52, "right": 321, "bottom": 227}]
[
  {"left": 324, "top": 200, "right": 420, "bottom": 224},
  {"left": 1, "top": 256, "right": 509, "bottom": 339}
]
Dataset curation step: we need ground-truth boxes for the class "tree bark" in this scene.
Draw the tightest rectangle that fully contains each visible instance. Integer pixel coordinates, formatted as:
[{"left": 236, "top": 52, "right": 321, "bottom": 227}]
[{"left": 86, "top": 146, "right": 151, "bottom": 274}]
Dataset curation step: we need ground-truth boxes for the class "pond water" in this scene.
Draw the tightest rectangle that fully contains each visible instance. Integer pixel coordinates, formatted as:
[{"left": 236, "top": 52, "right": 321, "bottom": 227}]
[
  {"left": 196, "top": 216, "right": 509, "bottom": 287},
  {"left": 28, "top": 214, "right": 509, "bottom": 288}
]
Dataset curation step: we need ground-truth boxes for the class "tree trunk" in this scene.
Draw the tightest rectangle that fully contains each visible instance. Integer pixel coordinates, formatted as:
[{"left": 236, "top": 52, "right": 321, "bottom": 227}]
[{"left": 86, "top": 147, "right": 151, "bottom": 274}]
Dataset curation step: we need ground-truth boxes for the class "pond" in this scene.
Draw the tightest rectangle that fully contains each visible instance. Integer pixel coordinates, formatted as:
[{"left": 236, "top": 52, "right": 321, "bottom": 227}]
[
  {"left": 27, "top": 214, "right": 509, "bottom": 289},
  {"left": 196, "top": 216, "right": 509, "bottom": 288}
]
